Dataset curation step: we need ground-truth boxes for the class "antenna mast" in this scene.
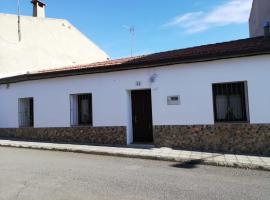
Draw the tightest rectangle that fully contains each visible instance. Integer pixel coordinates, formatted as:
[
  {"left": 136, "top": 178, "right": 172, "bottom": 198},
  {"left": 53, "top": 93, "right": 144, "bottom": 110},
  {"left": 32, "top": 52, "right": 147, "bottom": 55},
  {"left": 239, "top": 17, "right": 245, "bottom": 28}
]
[
  {"left": 17, "top": 0, "right": 22, "bottom": 42},
  {"left": 123, "top": 25, "right": 135, "bottom": 57},
  {"left": 129, "top": 26, "right": 135, "bottom": 57}
]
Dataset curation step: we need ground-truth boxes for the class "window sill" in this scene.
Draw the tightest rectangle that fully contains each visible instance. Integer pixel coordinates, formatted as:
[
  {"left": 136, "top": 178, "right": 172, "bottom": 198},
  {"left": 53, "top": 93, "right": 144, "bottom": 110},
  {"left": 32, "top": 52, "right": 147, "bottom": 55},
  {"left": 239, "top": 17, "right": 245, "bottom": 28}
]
[
  {"left": 214, "top": 121, "right": 250, "bottom": 124},
  {"left": 71, "top": 125, "right": 93, "bottom": 128}
]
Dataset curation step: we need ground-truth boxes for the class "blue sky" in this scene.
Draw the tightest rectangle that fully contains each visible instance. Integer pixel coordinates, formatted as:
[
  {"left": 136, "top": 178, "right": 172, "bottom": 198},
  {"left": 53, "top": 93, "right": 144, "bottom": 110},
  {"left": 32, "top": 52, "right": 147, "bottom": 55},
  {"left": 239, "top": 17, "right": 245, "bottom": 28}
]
[{"left": 0, "top": 0, "right": 253, "bottom": 58}]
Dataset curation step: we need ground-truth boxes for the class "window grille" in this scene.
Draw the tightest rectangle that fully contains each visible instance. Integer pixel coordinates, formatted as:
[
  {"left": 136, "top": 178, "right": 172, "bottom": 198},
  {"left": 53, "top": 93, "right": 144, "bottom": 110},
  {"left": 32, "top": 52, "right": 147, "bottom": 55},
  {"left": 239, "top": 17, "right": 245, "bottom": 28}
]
[
  {"left": 70, "top": 94, "right": 92, "bottom": 126},
  {"left": 212, "top": 81, "right": 249, "bottom": 123},
  {"left": 18, "top": 98, "right": 34, "bottom": 127}
]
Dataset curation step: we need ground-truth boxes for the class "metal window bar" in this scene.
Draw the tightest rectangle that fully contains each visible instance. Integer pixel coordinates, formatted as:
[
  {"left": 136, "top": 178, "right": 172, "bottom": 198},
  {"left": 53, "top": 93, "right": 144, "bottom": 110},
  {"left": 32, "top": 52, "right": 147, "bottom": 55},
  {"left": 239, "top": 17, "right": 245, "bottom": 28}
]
[
  {"left": 70, "top": 94, "right": 92, "bottom": 126},
  {"left": 18, "top": 98, "right": 34, "bottom": 127},
  {"left": 213, "top": 82, "right": 248, "bottom": 123},
  {"left": 77, "top": 94, "right": 92, "bottom": 126}
]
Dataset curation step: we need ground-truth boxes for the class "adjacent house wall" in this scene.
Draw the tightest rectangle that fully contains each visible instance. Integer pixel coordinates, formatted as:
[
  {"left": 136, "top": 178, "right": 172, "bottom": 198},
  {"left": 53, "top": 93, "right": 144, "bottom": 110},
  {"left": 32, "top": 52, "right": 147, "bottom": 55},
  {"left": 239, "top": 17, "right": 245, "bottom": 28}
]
[
  {"left": 249, "top": 0, "right": 270, "bottom": 37},
  {"left": 0, "top": 14, "right": 109, "bottom": 78},
  {"left": 0, "top": 55, "right": 270, "bottom": 154}
]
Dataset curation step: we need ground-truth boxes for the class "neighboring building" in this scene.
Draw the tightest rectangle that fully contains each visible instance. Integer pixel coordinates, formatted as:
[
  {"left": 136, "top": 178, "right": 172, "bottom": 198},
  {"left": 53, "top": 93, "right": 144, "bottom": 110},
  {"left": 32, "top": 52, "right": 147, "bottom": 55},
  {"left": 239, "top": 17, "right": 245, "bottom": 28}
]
[
  {"left": 249, "top": 0, "right": 270, "bottom": 37},
  {"left": 0, "top": 37, "right": 270, "bottom": 155},
  {"left": 0, "top": 0, "right": 109, "bottom": 78}
]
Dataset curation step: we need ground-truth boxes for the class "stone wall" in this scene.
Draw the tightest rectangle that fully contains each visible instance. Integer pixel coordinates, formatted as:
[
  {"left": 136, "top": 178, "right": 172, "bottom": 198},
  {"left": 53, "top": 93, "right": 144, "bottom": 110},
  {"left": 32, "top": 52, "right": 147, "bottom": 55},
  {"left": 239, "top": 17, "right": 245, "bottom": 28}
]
[
  {"left": 1, "top": 124, "right": 269, "bottom": 156},
  {"left": 0, "top": 127, "right": 126, "bottom": 145},
  {"left": 154, "top": 124, "right": 270, "bottom": 156}
]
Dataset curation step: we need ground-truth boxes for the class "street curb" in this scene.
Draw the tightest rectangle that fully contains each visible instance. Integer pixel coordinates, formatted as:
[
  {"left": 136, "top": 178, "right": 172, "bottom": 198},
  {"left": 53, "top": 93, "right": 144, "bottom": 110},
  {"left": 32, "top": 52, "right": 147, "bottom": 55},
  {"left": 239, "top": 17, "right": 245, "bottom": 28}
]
[{"left": 0, "top": 142, "right": 269, "bottom": 172}]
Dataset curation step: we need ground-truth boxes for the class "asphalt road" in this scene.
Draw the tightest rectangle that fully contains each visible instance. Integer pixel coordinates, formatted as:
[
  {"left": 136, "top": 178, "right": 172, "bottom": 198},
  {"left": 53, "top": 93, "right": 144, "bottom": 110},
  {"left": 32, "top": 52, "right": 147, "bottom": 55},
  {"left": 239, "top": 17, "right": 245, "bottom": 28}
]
[{"left": 0, "top": 147, "right": 269, "bottom": 200}]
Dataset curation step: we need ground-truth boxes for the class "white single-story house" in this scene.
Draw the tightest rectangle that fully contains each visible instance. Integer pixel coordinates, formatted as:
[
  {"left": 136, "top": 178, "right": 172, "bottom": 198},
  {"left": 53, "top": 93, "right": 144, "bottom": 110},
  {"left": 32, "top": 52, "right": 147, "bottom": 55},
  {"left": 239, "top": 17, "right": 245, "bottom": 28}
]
[
  {"left": 0, "top": 0, "right": 269, "bottom": 155},
  {"left": 0, "top": 36, "right": 270, "bottom": 155}
]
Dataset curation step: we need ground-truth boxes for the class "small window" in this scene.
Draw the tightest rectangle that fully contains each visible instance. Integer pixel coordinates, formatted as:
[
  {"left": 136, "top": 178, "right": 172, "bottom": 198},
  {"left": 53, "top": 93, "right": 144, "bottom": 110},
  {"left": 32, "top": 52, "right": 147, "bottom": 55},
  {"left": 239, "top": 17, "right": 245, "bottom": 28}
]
[
  {"left": 70, "top": 94, "right": 92, "bottom": 126},
  {"left": 212, "top": 81, "right": 249, "bottom": 123},
  {"left": 18, "top": 97, "right": 34, "bottom": 127}
]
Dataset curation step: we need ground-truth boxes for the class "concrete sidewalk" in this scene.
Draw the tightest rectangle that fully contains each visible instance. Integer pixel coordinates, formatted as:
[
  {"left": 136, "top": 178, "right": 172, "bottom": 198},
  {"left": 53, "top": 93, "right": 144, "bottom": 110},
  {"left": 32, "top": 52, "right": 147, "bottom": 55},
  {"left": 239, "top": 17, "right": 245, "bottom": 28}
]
[{"left": 0, "top": 139, "right": 269, "bottom": 171}]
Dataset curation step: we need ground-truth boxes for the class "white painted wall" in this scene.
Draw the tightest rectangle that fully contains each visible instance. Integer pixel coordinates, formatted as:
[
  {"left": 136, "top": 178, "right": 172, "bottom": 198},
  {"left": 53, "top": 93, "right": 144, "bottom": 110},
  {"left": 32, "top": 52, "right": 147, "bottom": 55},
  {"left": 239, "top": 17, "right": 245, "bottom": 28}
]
[
  {"left": 0, "top": 13, "right": 109, "bottom": 78},
  {"left": 0, "top": 55, "right": 270, "bottom": 134}
]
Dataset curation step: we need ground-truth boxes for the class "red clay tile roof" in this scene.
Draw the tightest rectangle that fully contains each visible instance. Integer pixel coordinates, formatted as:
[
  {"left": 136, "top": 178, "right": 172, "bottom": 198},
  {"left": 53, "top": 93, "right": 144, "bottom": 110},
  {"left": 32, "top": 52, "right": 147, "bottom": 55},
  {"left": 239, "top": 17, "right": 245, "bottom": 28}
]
[
  {"left": 1, "top": 36, "right": 270, "bottom": 84},
  {"left": 36, "top": 56, "right": 144, "bottom": 74}
]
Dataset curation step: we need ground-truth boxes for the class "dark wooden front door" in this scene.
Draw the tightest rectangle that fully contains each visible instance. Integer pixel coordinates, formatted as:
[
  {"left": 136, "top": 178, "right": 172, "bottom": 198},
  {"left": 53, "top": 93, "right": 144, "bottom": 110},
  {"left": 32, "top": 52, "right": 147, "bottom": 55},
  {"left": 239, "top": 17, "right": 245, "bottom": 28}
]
[{"left": 131, "top": 90, "right": 153, "bottom": 143}]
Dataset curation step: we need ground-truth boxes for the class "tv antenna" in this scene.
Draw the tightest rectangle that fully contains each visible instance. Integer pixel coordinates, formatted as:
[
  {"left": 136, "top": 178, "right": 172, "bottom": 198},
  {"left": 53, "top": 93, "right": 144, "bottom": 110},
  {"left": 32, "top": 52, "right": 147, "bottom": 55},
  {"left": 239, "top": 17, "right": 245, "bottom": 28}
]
[
  {"left": 123, "top": 25, "right": 135, "bottom": 57},
  {"left": 17, "top": 0, "right": 22, "bottom": 42}
]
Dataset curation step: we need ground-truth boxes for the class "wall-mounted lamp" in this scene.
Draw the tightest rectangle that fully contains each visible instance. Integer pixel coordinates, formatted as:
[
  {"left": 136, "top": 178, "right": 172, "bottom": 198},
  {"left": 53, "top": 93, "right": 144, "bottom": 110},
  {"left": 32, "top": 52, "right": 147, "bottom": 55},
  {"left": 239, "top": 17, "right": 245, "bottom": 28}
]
[{"left": 150, "top": 74, "right": 158, "bottom": 83}]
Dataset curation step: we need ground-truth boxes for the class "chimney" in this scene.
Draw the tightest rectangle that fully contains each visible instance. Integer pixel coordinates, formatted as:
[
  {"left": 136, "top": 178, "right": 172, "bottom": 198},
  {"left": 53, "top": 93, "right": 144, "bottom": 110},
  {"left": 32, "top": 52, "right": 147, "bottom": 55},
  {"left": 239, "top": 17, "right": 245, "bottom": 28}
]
[
  {"left": 264, "top": 22, "right": 270, "bottom": 39},
  {"left": 31, "top": 0, "right": 46, "bottom": 18}
]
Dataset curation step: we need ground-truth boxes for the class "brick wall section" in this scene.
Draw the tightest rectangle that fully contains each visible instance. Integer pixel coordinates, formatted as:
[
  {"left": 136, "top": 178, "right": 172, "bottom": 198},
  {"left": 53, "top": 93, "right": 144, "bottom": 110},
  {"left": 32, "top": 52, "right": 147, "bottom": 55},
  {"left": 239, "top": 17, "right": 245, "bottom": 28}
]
[
  {"left": 153, "top": 124, "right": 270, "bottom": 156},
  {"left": 0, "top": 127, "right": 126, "bottom": 145}
]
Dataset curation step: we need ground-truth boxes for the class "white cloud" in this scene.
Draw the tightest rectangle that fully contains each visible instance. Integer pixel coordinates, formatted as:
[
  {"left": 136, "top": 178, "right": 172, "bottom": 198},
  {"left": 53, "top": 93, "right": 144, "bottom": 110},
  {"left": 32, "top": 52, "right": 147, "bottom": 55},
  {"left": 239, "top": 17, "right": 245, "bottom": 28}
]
[{"left": 163, "top": 0, "right": 253, "bottom": 34}]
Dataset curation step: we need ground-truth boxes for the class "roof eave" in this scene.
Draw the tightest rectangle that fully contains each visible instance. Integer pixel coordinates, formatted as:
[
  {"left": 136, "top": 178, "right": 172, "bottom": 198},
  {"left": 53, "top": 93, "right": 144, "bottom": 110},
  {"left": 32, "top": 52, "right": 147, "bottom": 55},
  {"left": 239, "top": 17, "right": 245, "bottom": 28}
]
[{"left": 1, "top": 51, "right": 270, "bottom": 85}]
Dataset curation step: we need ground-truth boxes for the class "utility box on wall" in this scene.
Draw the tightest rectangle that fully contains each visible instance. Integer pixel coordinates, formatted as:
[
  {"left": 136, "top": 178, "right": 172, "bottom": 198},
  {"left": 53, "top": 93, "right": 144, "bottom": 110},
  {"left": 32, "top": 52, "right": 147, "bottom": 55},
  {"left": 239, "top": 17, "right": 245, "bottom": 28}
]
[{"left": 167, "top": 95, "right": 180, "bottom": 105}]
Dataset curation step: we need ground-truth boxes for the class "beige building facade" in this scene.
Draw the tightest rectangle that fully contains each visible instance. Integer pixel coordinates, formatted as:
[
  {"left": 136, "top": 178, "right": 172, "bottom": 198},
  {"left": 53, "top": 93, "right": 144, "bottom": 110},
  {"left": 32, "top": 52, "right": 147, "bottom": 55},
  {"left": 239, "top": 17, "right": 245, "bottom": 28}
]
[
  {"left": 249, "top": 0, "right": 270, "bottom": 37},
  {"left": 0, "top": 1, "right": 109, "bottom": 78}
]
